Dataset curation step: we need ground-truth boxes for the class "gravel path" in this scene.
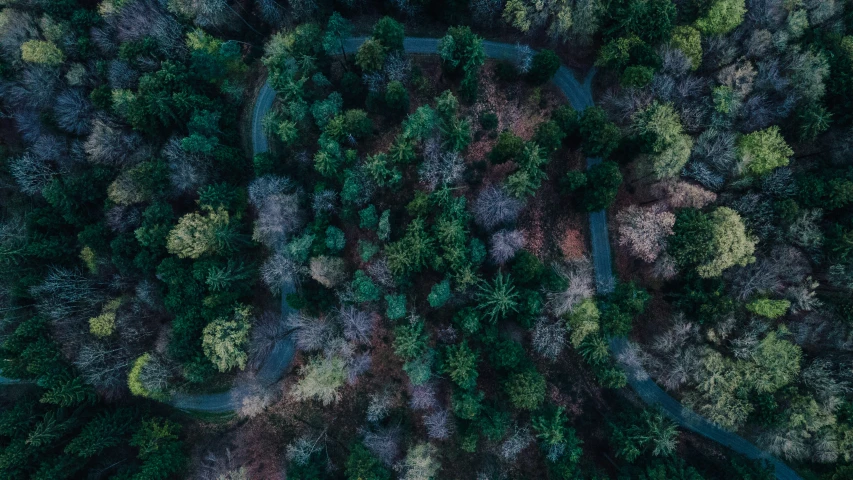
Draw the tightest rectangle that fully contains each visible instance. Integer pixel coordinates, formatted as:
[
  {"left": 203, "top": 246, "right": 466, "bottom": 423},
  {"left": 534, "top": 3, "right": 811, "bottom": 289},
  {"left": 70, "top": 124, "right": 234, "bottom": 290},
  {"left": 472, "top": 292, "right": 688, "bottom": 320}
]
[{"left": 0, "top": 37, "right": 801, "bottom": 478}]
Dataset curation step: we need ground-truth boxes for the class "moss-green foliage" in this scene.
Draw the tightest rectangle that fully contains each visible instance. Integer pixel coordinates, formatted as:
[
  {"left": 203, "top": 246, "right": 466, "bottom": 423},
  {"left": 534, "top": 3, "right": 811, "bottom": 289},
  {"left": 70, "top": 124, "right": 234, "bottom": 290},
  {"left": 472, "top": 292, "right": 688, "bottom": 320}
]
[
  {"left": 385, "top": 217, "right": 436, "bottom": 277},
  {"left": 325, "top": 225, "right": 346, "bottom": 254},
  {"left": 607, "top": 0, "right": 677, "bottom": 44},
  {"left": 477, "top": 272, "right": 520, "bottom": 323},
  {"left": 504, "top": 369, "right": 546, "bottom": 410},
  {"left": 566, "top": 298, "right": 600, "bottom": 347},
  {"left": 489, "top": 131, "right": 524, "bottom": 164},
  {"left": 621, "top": 65, "right": 655, "bottom": 88},
  {"left": 581, "top": 161, "right": 623, "bottom": 212},
  {"left": 533, "top": 120, "right": 566, "bottom": 154},
  {"left": 443, "top": 341, "right": 479, "bottom": 389},
  {"left": 438, "top": 26, "right": 485, "bottom": 102},
  {"left": 600, "top": 281, "right": 650, "bottom": 337},
  {"left": 166, "top": 207, "right": 237, "bottom": 259},
  {"left": 479, "top": 111, "right": 498, "bottom": 130},
  {"left": 578, "top": 335, "right": 628, "bottom": 389},
  {"left": 427, "top": 279, "right": 452, "bottom": 308},
  {"left": 669, "top": 207, "right": 756, "bottom": 278},
  {"left": 694, "top": 0, "right": 746, "bottom": 35},
  {"left": 385, "top": 294, "right": 407, "bottom": 320},
  {"left": 385, "top": 80, "right": 410, "bottom": 114},
  {"left": 372, "top": 16, "right": 405, "bottom": 52},
  {"left": 669, "top": 25, "right": 702, "bottom": 70},
  {"left": 632, "top": 101, "right": 692, "bottom": 180},
  {"left": 452, "top": 389, "right": 485, "bottom": 420},
  {"left": 21, "top": 40, "right": 64, "bottom": 65},
  {"left": 345, "top": 443, "right": 391, "bottom": 480},
  {"left": 356, "top": 38, "right": 386, "bottom": 72},
  {"left": 352, "top": 270, "right": 380, "bottom": 303},
  {"left": 578, "top": 107, "right": 621, "bottom": 159},
  {"left": 202, "top": 305, "right": 251, "bottom": 372},
  {"left": 0, "top": 314, "right": 185, "bottom": 478},
  {"left": 453, "top": 307, "right": 481, "bottom": 335},
  {"left": 746, "top": 298, "right": 791, "bottom": 319},
  {"left": 394, "top": 320, "right": 429, "bottom": 361},
  {"left": 528, "top": 49, "right": 560, "bottom": 85},
  {"left": 737, "top": 126, "right": 793, "bottom": 177},
  {"left": 609, "top": 409, "right": 679, "bottom": 462}
]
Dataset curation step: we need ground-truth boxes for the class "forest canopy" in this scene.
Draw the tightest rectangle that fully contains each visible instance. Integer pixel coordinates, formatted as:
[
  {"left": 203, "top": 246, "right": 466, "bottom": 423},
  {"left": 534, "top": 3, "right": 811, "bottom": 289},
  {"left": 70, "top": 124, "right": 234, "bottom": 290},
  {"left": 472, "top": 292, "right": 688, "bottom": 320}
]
[{"left": 1, "top": 0, "right": 852, "bottom": 479}]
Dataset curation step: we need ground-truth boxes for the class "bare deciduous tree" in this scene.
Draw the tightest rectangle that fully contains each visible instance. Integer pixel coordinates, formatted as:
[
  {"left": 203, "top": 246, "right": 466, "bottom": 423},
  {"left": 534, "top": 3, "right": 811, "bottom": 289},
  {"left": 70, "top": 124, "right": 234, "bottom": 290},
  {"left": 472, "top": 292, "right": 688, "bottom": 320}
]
[
  {"left": 107, "top": 0, "right": 184, "bottom": 58},
  {"left": 650, "top": 179, "right": 717, "bottom": 209},
  {"left": 500, "top": 425, "right": 533, "bottom": 462},
  {"left": 659, "top": 45, "right": 692, "bottom": 77},
  {"left": 419, "top": 138, "right": 464, "bottom": 190},
  {"left": 105, "top": 205, "right": 143, "bottom": 233},
  {"left": 31, "top": 268, "right": 105, "bottom": 322},
  {"left": 547, "top": 259, "right": 594, "bottom": 316},
  {"left": 652, "top": 252, "right": 678, "bottom": 280},
  {"left": 108, "top": 59, "right": 139, "bottom": 89},
  {"left": 691, "top": 128, "right": 737, "bottom": 176},
  {"left": 12, "top": 109, "right": 43, "bottom": 143},
  {"left": 683, "top": 160, "right": 725, "bottom": 190},
  {"left": 367, "top": 389, "right": 395, "bottom": 423},
  {"left": 385, "top": 52, "right": 412, "bottom": 83},
  {"left": 367, "top": 257, "right": 395, "bottom": 289},
  {"left": 363, "top": 426, "right": 402, "bottom": 466},
  {"left": 470, "top": 0, "right": 502, "bottom": 27},
  {"left": 408, "top": 381, "right": 438, "bottom": 411},
  {"left": 260, "top": 251, "right": 306, "bottom": 292},
  {"left": 162, "top": 137, "right": 209, "bottom": 194},
  {"left": 286, "top": 430, "right": 327, "bottom": 466},
  {"left": 53, "top": 89, "right": 93, "bottom": 136},
  {"left": 312, "top": 189, "right": 338, "bottom": 215},
  {"left": 1, "top": 65, "right": 60, "bottom": 110},
  {"left": 285, "top": 312, "right": 338, "bottom": 352},
  {"left": 310, "top": 256, "right": 347, "bottom": 289},
  {"left": 85, "top": 119, "right": 146, "bottom": 166},
  {"left": 248, "top": 310, "right": 286, "bottom": 369},
  {"left": 0, "top": 8, "right": 38, "bottom": 62},
  {"left": 513, "top": 43, "right": 533, "bottom": 73},
  {"left": 255, "top": 0, "right": 285, "bottom": 26},
  {"left": 10, "top": 152, "right": 55, "bottom": 196},
  {"left": 532, "top": 317, "right": 566, "bottom": 360},
  {"left": 75, "top": 340, "right": 135, "bottom": 399},
  {"left": 489, "top": 229, "right": 525, "bottom": 265},
  {"left": 423, "top": 409, "right": 452, "bottom": 440},
  {"left": 786, "top": 277, "right": 821, "bottom": 314},
  {"left": 615, "top": 205, "right": 675, "bottom": 263},
  {"left": 728, "top": 246, "right": 810, "bottom": 301},
  {"left": 346, "top": 352, "right": 372, "bottom": 384},
  {"left": 248, "top": 175, "right": 303, "bottom": 248},
  {"left": 338, "top": 306, "right": 374, "bottom": 344},
  {"left": 787, "top": 210, "right": 824, "bottom": 255},
  {"left": 601, "top": 87, "right": 654, "bottom": 125},
  {"left": 137, "top": 352, "right": 172, "bottom": 395},
  {"left": 761, "top": 166, "right": 795, "bottom": 198},
  {"left": 472, "top": 184, "right": 524, "bottom": 231}
]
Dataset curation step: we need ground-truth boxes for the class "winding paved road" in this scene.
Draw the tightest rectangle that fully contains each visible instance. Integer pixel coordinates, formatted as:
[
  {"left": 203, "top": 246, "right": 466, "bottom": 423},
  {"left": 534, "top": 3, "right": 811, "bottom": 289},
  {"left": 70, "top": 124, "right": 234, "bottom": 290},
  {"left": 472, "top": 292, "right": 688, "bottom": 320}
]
[{"left": 0, "top": 36, "right": 801, "bottom": 479}]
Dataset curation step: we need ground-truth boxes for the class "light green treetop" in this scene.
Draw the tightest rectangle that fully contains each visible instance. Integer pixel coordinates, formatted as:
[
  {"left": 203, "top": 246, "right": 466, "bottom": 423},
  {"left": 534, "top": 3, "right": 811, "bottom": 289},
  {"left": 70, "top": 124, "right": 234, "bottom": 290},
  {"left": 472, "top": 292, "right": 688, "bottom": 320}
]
[{"left": 202, "top": 305, "right": 252, "bottom": 373}]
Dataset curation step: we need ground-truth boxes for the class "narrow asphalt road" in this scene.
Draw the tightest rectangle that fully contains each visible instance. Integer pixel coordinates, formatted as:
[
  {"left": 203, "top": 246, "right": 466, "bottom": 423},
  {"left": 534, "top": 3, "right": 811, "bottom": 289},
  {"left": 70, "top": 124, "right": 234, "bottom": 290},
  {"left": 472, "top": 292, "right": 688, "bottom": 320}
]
[{"left": 0, "top": 36, "right": 800, "bottom": 479}]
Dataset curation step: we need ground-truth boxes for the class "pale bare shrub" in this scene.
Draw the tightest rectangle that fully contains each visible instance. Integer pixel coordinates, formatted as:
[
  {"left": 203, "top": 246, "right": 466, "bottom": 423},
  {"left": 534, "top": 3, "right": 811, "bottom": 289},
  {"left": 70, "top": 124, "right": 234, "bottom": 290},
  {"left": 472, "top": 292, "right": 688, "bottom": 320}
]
[
  {"left": 615, "top": 205, "right": 675, "bottom": 263},
  {"left": 489, "top": 229, "right": 525, "bottom": 264},
  {"left": 424, "top": 409, "right": 452, "bottom": 440},
  {"left": 547, "top": 259, "right": 594, "bottom": 316},
  {"left": 532, "top": 317, "right": 566, "bottom": 360},
  {"left": 472, "top": 184, "right": 524, "bottom": 231}
]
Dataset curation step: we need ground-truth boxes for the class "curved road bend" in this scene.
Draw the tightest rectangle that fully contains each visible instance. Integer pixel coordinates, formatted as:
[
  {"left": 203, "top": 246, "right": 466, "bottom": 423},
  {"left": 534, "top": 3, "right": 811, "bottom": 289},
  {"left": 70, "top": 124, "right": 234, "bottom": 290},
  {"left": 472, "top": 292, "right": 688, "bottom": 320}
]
[{"left": 0, "top": 37, "right": 801, "bottom": 478}]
